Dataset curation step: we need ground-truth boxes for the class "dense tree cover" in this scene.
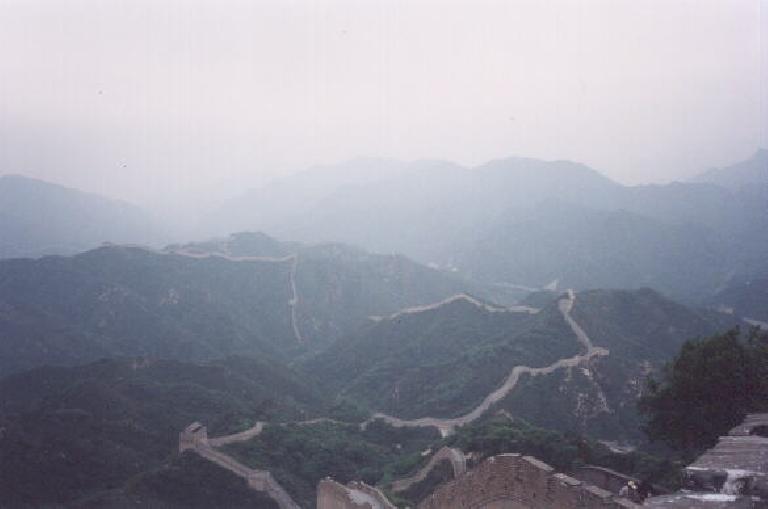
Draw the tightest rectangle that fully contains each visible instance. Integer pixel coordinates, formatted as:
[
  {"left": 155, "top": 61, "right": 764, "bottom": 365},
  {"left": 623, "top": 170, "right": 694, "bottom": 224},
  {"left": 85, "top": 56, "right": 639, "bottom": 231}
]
[
  {"left": 0, "top": 246, "right": 297, "bottom": 375},
  {"left": 223, "top": 415, "right": 681, "bottom": 509},
  {"left": 224, "top": 420, "right": 439, "bottom": 508},
  {"left": 495, "top": 289, "right": 739, "bottom": 441},
  {"left": 304, "top": 296, "right": 579, "bottom": 419},
  {"left": 639, "top": 327, "right": 768, "bottom": 456},
  {"left": 0, "top": 356, "right": 325, "bottom": 506},
  {"left": 448, "top": 415, "right": 677, "bottom": 487}
]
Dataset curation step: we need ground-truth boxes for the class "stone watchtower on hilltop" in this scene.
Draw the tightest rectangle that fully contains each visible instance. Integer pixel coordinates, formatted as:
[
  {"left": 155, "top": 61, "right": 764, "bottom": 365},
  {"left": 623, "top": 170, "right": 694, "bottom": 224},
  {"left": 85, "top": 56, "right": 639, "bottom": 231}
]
[{"left": 179, "top": 422, "right": 208, "bottom": 452}]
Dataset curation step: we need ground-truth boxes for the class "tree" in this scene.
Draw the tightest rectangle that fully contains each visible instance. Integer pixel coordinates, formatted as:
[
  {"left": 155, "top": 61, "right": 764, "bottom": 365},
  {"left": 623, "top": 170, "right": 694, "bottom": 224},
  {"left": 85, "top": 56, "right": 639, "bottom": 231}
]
[{"left": 638, "top": 327, "right": 768, "bottom": 456}]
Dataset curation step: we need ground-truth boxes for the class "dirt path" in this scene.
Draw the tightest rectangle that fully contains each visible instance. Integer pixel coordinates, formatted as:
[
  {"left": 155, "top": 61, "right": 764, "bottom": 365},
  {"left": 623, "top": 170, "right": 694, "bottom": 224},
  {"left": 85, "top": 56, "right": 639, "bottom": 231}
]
[{"left": 363, "top": 290, "right": 608, "bottom": 437}]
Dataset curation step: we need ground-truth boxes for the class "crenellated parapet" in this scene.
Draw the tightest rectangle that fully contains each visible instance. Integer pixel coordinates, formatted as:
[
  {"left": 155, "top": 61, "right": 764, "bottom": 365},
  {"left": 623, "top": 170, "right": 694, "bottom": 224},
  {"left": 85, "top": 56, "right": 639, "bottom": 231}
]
[
  {"left": 317, "top": 478, "right": 396, "bottom": 509},
  {"left": 178, "top": 422, "right": 208, "bottom": 452},
  {"left": 390, "top": 446, "right": 467, "bottom": 493},
  {"left": 417, "top": 453, "right": 639, "bottom": 509}
]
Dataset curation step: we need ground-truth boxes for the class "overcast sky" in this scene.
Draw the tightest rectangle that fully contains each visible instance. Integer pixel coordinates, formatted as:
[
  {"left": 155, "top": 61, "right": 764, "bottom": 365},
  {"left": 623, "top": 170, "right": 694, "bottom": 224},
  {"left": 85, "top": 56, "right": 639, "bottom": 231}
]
[{"left": 1, "top": 0, "right": 766, "bottom": 214}]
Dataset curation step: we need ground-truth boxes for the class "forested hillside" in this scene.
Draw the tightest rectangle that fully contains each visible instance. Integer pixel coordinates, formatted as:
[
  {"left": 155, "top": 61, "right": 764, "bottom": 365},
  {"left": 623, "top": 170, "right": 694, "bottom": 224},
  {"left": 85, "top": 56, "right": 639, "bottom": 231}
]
[{"left": 0, "top": 356, "right": 325, "bottom": 507}]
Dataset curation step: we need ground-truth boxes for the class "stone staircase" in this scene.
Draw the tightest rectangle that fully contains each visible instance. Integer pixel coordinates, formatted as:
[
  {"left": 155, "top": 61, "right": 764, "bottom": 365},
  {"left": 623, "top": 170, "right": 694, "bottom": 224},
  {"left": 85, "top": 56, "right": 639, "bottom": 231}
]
[{"left": 645, "top": 413, "right": 768, "bottom": 508}]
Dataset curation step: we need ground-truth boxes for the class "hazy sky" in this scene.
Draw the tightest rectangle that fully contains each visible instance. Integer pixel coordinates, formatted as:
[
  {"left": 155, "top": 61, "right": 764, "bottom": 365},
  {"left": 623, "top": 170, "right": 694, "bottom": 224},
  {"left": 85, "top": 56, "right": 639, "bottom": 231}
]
[{"left": 1, "top": 0, "right": 766, "bottom": 214}]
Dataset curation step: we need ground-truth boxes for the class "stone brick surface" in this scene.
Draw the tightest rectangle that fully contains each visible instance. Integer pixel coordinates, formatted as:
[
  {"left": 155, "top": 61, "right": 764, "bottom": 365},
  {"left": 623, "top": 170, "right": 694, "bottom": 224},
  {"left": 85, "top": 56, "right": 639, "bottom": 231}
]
[
  {"left": 317, "top": 479, "right": 396, "bottom": 509},
  {"left": 417, "top": 453, "right": 639, "bottom": 509}
]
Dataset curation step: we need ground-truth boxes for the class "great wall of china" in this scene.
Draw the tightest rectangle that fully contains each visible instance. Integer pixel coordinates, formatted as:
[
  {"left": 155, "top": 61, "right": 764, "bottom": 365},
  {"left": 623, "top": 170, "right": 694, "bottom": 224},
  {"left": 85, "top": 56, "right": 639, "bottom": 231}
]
[
  {"left": 180, "top": 290, "right": 621, "bottom": 508},
  {"left": 316, "top": 479, "right": 396, "bottom": 509},
  {"left": 178, "top": 286, "right": 768, "bottom": 508},
  {"left": 166, "top": 248, "right": 304, "bottom": 343},
  {"left": 361, "top": 289, "right": 609, "bottom": 437},
  {"left": 179, "top": 422, "right": 301, "bottom": 509},
  {"left": 644, "top": 413, "right": 768, "bottom": 508},
  {"left": 416, "top": 453, "right": 639, "bottom": 509},
  {"left": 389, "top": 446, "right": 467, "bottom": 493}
]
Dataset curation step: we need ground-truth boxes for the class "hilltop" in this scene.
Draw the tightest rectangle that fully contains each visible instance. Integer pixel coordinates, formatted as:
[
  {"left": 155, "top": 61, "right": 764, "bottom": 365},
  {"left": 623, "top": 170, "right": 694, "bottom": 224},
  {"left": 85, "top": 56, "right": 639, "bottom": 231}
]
[
  {"left": 206, "top": 152, "right": 767, "bottom": 302},
  {"left": 0, "top": 234, "right": 476, "bottom": 375},
  {"left": 0, "top": 174, "right": 163, "bottom": 259}
]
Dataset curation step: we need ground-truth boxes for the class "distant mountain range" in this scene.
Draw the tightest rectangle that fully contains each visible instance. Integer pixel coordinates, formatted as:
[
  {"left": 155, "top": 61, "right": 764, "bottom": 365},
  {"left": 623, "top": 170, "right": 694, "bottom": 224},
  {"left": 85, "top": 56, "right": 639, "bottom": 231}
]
[
  {"left": 1, "top": 151, "right": 765, "bottom": 507},
  {"left": 691, "top": 148, "right": 768, "bottom": 190},
  {"left": 205, "top": 150, "right": 768, "bottom": 302},
  {"left": 705, "top": 275, "right": 768, "bottom": 323},
  {"left": 4, "top": 150, "right": 765, "bottom": 303},
  {"left": 0, "top": 174, "right": 163, "bottom": 258}
]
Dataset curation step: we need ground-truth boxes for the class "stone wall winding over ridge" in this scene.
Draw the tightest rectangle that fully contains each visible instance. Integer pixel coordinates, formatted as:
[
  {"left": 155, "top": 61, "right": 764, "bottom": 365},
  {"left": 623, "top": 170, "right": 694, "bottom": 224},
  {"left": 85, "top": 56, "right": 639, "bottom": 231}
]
[
  {"left": 316, "top": 479, "right": 396, "bottom": 509},
  {"left": 179, "top": 422, "right": 301, "bottom": 509},
  {"left": 417, "top": 453, "right": 639, "bottom": 509},
  {"left": 390, "top": 447, "right": 467, "bottom": 493}
]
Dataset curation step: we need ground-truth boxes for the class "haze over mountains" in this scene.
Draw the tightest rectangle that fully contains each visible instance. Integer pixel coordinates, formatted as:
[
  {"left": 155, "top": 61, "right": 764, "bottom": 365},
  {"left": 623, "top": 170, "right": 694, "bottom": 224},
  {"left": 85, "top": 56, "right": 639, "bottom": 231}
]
[
  {"left": 0, "top": 174, "right": 163, "bottom": 258},
  {"left": 207, "top": 149, "right": 766, "bottom": 301},
  {"left": 0, "top": 149, "right": 766, "bottom": 507},
  {"left": 2, "top": 0, "right": 766, "bottom": 505},
  {"left": 4, "top": 149, "right": 766, "bottom": 302}
]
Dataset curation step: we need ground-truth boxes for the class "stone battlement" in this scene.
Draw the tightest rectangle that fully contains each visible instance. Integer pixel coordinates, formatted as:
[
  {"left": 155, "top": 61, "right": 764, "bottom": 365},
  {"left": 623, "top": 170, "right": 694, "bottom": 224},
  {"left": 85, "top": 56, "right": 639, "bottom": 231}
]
[
  {"left": 683, "top": 413, "right": 768, "bottom": 500},
  {"left": 645, "top": 414, "right": 768, "bottom": 508},
  {"left": 178, "top": 422, "right": 208, "bottom": 452},
  {"left": 417, "top": 453, "right": 639, "bottom": 509},
  {"left": 390, "top": 446, "right": 466, "bottom": 493},
  {"left": 575, "top": 465, "right": 641, "bottom": 495},
  {"left": 317, "top": 478, "right": 396, "bottom": 509}
]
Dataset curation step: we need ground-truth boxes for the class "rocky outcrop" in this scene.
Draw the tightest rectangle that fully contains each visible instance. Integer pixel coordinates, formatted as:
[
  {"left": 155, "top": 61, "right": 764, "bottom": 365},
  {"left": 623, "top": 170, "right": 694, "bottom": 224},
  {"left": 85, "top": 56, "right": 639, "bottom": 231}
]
[{"left": 417, "top": 453, "right": 639, "bottom": 509}]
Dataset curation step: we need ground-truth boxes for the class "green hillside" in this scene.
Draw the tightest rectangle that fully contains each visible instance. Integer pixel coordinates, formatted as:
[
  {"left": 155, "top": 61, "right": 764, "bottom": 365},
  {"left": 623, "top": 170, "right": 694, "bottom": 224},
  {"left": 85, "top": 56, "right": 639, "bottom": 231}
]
[
  {"left": 496, "top": 289, "right": 739, "bottom": 439},
  {"left": 304, "top": 295, "right": 578, "bottom": 419},
  {"left": 0, "top": 235, "right": 476, "bottom": 376},
  {"left": 0, "top": 356, "right": 324, "bottom": 507},
  {"left": 168, "top": 232, "right": 478, "bottom": 349},
  {"left": 0, "top": 245, "right": 297, "bottom": 375}
]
